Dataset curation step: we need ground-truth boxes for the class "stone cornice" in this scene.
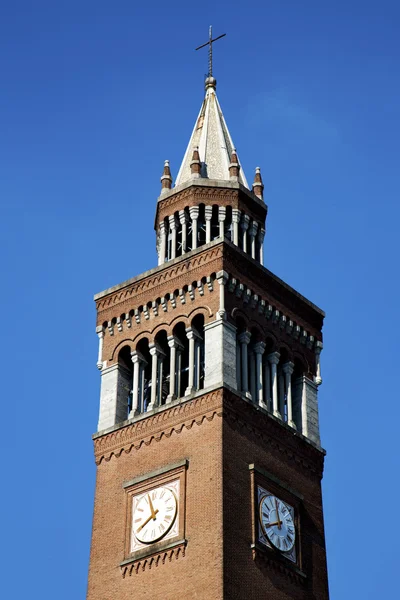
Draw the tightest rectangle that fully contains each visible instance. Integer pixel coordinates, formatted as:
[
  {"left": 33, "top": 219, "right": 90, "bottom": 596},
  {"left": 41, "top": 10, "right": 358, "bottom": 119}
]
[
  {"left": 95, "top": 240, "right": 324, "bottom": 341},
  {"left": 93, "top": 387, "right": 325, "bottom": 478},
  {"left": 95, "top": 239, "right": 222, "bottom": 306},
  {"left": 121, "top": 539, "right": 187, "bottom": 577},
  {"left": 154, "top": 178, "right": 267, "bottom": 228},
  {"left": 93, "top": 388, "right": 223, "bottom": 464},
  {"left": 222, "top": 389, "right": 325, "bottom": 479}
]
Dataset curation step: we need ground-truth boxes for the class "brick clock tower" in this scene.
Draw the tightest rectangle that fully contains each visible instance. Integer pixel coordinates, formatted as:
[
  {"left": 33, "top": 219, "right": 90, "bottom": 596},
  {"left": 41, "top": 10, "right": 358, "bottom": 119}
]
[{"left": 87, "top": 66, "right": 330, "bottom": 599}]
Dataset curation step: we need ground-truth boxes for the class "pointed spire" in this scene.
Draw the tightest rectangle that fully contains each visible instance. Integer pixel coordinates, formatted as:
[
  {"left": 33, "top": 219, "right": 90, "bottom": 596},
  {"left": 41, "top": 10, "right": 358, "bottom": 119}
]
[
  {"left": 229, "top": 148, "right": 240, "bottom": 181},
  {"left": 160, "top": 160, "right": 172, "bottom": 195},
  {"left": 190, "top": 147, "right": 201, "bottom": 178},
  {"left": 252, "top": 167, "right": 264, "bottom": 200},
  {"left": 175, "top": 81, "right": 249, "bottom": 188}
]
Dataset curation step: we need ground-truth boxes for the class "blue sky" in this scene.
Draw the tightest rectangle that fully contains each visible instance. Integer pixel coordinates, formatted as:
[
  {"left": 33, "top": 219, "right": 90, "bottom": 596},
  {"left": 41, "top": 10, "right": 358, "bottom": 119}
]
[{"left": 1, "top": 1, "right": 399, "bottom": 597}]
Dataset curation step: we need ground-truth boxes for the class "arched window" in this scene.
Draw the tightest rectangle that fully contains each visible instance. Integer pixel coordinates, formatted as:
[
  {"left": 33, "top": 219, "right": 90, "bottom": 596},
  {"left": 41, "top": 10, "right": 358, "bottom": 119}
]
[
  {"left": 197, "top": 204, "right": 206, "bottom": 246},
  {"left": 135, "top": 338, "right": 151, "bottom": 413},
  {"left": 211, "top": 205, "right": 219, "bottom": 240},
  {"left": 118, "top": 345, "right": 133, "bottom": 421},
  {"left": 224, "top": 206, "right": 233, "bottom": 241},
  {"left": 172, "top": 322, "right": 189, "bottom": 398},
  {"left": 153, "top": 330, "right": 170, "bottom": 406},
  {"left": 191, "top": 314, "right": 205, "bottom": 391}
]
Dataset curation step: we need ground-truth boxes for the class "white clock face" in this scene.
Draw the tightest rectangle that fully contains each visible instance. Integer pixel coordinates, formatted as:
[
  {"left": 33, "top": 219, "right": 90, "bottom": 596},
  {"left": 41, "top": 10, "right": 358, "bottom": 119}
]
[
  {"left": 132, "top": 486, "right": 178, "bottom": 545},
  {"left": 259, "top": 494, "right": 295, "bottom": 552}
]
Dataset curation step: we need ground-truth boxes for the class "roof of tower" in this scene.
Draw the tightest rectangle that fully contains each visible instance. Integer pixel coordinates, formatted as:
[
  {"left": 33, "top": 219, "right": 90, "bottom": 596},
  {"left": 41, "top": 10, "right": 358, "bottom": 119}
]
[{"left": 175, "top": 77, "right": 249, "bottom": 189}]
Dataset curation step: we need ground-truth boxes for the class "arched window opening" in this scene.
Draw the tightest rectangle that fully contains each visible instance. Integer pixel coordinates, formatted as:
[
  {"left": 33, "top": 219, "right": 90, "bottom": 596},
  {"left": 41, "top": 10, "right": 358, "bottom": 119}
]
[
  {"left": 173, "top": 322, "right": 189, "bottom": 398},
  {"left": 292, "top": 359, "right": 306, "bottom": 432},
  {"left": 238, "top": 222, "right": 244, "bottom": 251},
  {"left": 135, "top": 338, "right": 151, "bottom": 413},
  {"left": 185, "top": 208, "right": 193, "bottom": 252},
  {"left": 278, "top": 347, "right": 290, "bottom": 422},
  {"left": 197, "top": 204, "right": 206, "bottom": 247},
  {"left": 236, "top": 318, "right": 249, "bottom": 396},
  {"left": 118, "top": 346, "right": 133, "bottom": 421},
  {"left": 262, "top": 338, "right": 275, "bottom": 411},
  {"left": 191, "top": 314, "right": 205, "bottom": 391},
  {"left": 211, "top": 205, "right": 219, "bottom": 240},
  {"left": 176, "top": 211, "right": 183, "bottom": 257},
  {"left": 255, "top": 231, "right": 262, "bottom": 262},
  {"left": 224, "top": 206, "right": 233, "bottom": 241},
  {"left": 153, "top": 331, "right": 170, "bottom": 407},
  {"left": 165, "top": 217, "right": 172, "bottom": 261}
]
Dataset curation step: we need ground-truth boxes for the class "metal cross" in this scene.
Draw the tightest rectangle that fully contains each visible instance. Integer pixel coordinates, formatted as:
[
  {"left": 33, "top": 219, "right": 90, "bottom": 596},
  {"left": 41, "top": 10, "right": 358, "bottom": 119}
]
[{"left": 195, "top": 26, "right": 226, "bottom": 78}]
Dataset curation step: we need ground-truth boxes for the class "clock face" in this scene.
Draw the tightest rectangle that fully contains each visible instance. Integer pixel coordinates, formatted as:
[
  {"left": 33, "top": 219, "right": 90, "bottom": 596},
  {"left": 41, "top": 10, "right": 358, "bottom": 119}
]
[
  {"left": 132, "top": 486, "right": 178, "bottom": 545},
  {"left": 259, "top": 493, "right": 295, "bottom": 552}
]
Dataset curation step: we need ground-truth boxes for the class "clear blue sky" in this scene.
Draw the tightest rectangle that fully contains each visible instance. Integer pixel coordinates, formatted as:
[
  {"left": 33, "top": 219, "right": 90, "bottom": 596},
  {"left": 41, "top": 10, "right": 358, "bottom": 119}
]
[{"left": 1, "top": 1, "right": 399, "bottom": 598}]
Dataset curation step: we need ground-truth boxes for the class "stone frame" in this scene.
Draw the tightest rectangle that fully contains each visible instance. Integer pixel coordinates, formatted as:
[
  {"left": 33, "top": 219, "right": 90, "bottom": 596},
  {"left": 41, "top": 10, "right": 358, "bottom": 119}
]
[
  {"left": 249, "top": 464, "right": 307, "bottom": 583},
  {"left": 121, "top": 459, "right": 188, "bottom": 571}
]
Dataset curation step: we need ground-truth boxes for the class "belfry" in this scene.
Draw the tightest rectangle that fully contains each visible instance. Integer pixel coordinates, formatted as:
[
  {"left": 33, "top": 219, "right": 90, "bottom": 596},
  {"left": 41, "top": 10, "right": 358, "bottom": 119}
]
[{"left": 87, "top": 37, "right": 330, "bottom": 599}]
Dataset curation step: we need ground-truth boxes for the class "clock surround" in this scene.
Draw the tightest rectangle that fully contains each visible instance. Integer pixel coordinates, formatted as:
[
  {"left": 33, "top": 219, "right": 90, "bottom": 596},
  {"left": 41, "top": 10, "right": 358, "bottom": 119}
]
[{"left": 122, "top": 459, "right": 188, "bottom": 567}]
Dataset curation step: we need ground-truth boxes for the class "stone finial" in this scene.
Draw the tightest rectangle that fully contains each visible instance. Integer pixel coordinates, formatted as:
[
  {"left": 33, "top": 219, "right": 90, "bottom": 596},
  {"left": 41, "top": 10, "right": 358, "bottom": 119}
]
[
  {"left": 252, "top": 166, "right": 264, "bottom": 200},
  {"left": 160, "top": 160, "right": 173, "bottom": 194},
  {"left": 229, "top": 148, "right": 240, "bottom": 181},
  {"left": 190, "top": 146, "right": 201, "bottom": 178}
]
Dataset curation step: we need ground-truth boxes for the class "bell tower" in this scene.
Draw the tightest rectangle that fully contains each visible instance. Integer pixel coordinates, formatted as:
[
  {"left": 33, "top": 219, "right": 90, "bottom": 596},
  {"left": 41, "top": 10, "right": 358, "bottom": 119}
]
[{"left": 87, "top": 63, "right": 329, "bottom": 600}]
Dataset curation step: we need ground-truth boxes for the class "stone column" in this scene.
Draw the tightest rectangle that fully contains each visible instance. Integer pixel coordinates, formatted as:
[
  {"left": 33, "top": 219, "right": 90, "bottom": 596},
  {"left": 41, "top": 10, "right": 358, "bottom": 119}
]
[
  {"left": 185, "top": 328, "right": 199, "bottom": 396},
  {"left": 240, "top": 214, "right": 250, "bottom": 253},
  {"left": 205, "top": 205, "right": 213, "bottom": 243},
  {"left": 195, "top": 339, "right": 202, "bottom": 389},
  {"left": 179, "top": 210, "right": 188, "bottom": 255},
  {"left": 249, "top": 221, "right": 258, "bottom": 259},
  {"left": 189, "top": 206, "right": 199, "bottom": 250},
  {"left": 129, "top": 351, "right": 143, "bottom": 418},
  {"left": 254, "top": 342, "right": 266, "bottom": 408},
  {"left": 158, "top": 221, "right": 166, "bottom": 265},
  {"left": 167, "top": 336, "right": 183, "bottom": 403},
  {"left": 218, "top": 206, "right": 226, "bottom": 238},
  {"left": 96, "top": 327, "right": 104, "bottom": 370},
  {"left": 283, "top": 361, "right": 296, "bottom": 429},
  {"left": 232, "top": 209, "right": 241, "bottom": 246},
  {"left": 176, "top": 348, "right": 182, "bottom": 397},
  {"left": 238, "top": 331, "right": 252, "bottom": 398},
  {"left": 169, "top": 215, "right": 177, "bottom": 260},
  {"left": 258, "top": 227, "right": 265, "bottom": 265},
  {"left": 315, "top": 341, "right": 323, "bottom": 385},
  {"left": 268, "top": 352, "right": 281, "bottom": 419},
  {"left": 148, "top": 344, "right": 164, "bottom": 411},
  {"left": 216, "top": 270, "right": 228, "bottom": 319}
]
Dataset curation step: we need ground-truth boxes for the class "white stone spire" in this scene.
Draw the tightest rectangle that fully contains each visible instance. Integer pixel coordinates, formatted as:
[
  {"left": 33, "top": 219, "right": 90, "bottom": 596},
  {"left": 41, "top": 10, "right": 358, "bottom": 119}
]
[{"left": 175, "top": 78, "right": 249, "bottom": 189}]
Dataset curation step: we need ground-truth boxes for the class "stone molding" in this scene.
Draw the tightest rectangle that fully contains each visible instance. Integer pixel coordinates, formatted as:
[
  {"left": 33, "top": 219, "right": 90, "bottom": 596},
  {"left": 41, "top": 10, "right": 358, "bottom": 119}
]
[
  {"left": 121, "top": 540, "right": 187, "bottom": 577},
  {"left": 93, "top": 387, "right": 324, "bottom": 477},
  {"left": 155, "top": 183, "right": 267, "bottom": 226},
  {"left": 93, "top": 388, "right": 223, "bottom": 464}
]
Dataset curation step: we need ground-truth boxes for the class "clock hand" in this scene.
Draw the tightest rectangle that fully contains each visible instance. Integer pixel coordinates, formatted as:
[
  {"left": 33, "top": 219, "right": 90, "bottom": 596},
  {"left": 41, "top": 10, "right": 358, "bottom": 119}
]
[
  {"left": 275, "top": 498, "right": 282, "bottom": 530},
  {"left": 147, "top": 493, "right": 157, "bottom": 519},
  {"left": 137, "top": 509, "right": 159, "bottom": 532},
  {"left": 265, "top": 520, "right": 283, "bottom": 528}
]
